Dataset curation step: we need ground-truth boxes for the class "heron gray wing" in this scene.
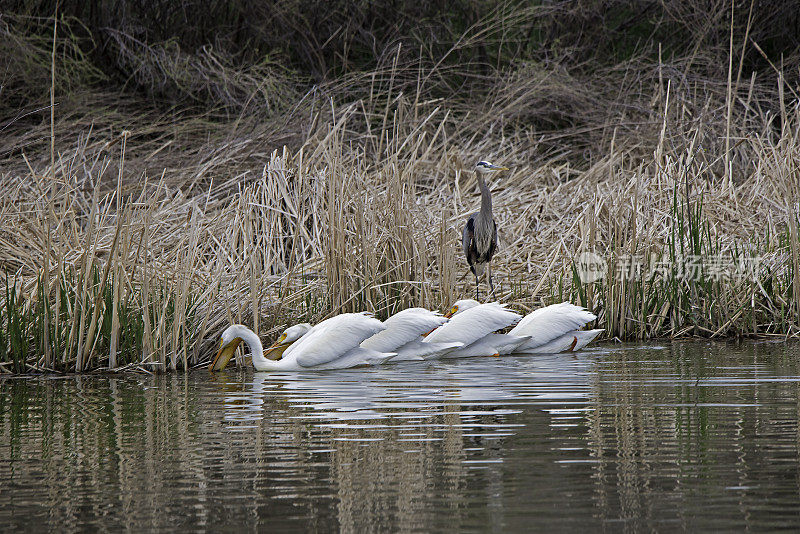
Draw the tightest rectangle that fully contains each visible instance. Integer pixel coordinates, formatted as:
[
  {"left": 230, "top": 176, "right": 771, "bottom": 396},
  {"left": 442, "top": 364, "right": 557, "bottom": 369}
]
[
  {"left": 486, "top": 219, "right": 498, "bottom": 261},
  {"left": 463, "top": 214, "right": 476, "bottom": 267}
]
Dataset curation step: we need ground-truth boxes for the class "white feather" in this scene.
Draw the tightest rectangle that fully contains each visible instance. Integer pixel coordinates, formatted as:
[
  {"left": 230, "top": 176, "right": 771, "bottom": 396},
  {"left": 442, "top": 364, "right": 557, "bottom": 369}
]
[
  {"left": 361, "top": 308, "right": 448, "bottom": 352},
  {"left": 424, "top": 302, "right": 521, "bottom": 347},
  {"left": 442, "top": 333, "right": 529, "bottom": 358},
  {"left": 573, "top": 329, "right": 603, "bottom": 351},
  {"left": 509, "top": 302, "right": 596, "bottom": 351},
  {"left": 283, "top": 313, "right": 388, "bottom": 368},
  {"left": 309, "top": 347, "right": 395, "bottom": 369},
  {"left": 492, "top": 334, "right": 532, "bottom": 355},
  {"left": 389, "top": 339, "right": 464, "bottom": 361},
  {"left": 515, "top": 329, "right": 602, "bottom": 354},
  {"left": 441, "top": 337, "right": 498, "bottom": 358}
]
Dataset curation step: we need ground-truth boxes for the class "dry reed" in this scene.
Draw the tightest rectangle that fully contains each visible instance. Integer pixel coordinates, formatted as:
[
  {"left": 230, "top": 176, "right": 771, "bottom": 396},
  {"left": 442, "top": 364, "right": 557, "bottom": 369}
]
[{"left": 1, "top": 3, "right": 800, "bottom": 372}]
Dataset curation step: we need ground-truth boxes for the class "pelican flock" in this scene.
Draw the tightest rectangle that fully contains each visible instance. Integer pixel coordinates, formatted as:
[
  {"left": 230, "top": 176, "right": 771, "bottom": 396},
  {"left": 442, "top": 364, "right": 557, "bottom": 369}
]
[
  {"left": 209, "top": 157, "right": 603, "bottom": 372},
  {"left": 210, "top": 300, "right": 601, "bottom": 372}
]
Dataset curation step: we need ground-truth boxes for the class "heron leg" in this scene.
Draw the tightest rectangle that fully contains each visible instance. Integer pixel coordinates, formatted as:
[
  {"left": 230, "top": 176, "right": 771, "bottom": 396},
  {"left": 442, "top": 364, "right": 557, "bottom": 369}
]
[
  {"left": 488, "top": 264, "right": 496, "bottom": 298},
  {"left": 475, "top": 274, "right": 480, "bottom": 301}
]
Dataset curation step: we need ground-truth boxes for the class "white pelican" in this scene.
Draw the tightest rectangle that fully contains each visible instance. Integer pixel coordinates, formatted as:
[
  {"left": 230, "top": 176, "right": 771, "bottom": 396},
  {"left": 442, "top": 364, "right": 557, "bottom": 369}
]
[
  {"left": 262, "top": 322, "right": 313, "bottom": 360},
  {"left": 508, "top": 302, "right": 603, "bottom": 354},
  {"left": 208, "top": 313, "right": 395, "bottom": 371},
  {"left": 429, "top": 299, "right": 602, "bottom": 357},
  {"left": 263, "top": 308, "right": 464, "bottom": 363},
  {"left": 361, "top": 307, "right": 464, "bottom": 361},
  {"left": 423, "top": 299, "right": 525, "bottom": 357}
]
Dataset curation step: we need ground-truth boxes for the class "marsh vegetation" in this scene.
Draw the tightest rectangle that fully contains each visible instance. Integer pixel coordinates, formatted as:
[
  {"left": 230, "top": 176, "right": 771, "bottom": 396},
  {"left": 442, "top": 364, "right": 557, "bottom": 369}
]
[{"left": 2, "top": 1, "right": 800, "bottom": 371}]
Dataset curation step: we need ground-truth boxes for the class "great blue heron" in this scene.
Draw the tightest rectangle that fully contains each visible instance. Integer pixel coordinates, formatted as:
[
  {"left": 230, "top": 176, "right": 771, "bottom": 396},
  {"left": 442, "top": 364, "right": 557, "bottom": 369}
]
[{"left": 462, "top": 160, "right": 508, "bottom": 300}]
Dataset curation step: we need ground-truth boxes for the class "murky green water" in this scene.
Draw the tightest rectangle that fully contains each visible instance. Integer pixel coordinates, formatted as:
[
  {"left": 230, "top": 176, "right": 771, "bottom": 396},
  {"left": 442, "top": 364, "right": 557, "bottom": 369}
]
[{"left": 2, "top": 341, "right": 800, "bottom": 531}]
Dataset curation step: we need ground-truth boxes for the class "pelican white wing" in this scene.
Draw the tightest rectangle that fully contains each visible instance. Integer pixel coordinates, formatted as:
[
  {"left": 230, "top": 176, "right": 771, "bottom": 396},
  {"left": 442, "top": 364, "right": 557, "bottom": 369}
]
[
  {"left": 517, "top": 329, "right": 603, "bottom": 354},
  {"left": 424, "top": 302, "right": 521, "bottom": 347},
  {"left": 389, "top": 339, "right": 464, "bottom": 361},
  {"left": 361, "top": 308, "right": 448, "bottom": 352},
  {"left": 509, "top": 302, "right": 596, "bottom": 351},
  {"left": 491, "top": 334, "right": 532, "bottom": 355},
  {"left": 284, "top": 313, "right": 387, "bottom": 368},
  {"left": 310, "top": 347, "right": 395, "bottom": 369},
  {"left": 573, "top": 329, "right": 603, "bottom": 350}
]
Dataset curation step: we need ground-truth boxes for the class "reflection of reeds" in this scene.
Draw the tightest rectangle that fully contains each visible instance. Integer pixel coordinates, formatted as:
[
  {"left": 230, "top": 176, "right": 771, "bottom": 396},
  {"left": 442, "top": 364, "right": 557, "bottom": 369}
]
[
  {"left": 3, "top": 6, "right": 800, "bottom": 371},
  {"left": 6, "top": 347, "right": 798, "bottom": 529},
  {"left": 585, "top": 342, "right": 800, "bottom": 530}
]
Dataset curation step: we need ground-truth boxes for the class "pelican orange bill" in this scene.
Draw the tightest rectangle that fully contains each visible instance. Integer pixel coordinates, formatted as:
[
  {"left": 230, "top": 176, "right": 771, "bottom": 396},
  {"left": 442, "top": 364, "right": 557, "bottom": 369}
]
[{"left": 209, "top": 337, "right": 241, "bottom": 371}]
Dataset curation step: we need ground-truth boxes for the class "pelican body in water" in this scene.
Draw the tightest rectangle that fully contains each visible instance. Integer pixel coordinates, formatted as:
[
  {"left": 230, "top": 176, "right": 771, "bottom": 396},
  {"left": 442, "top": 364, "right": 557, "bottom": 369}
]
[
  {"left": 429, "top": 299, "right": 602, "bottom": 357},
  {"left": 264, "top": 308, "right": 463, "bottom": 363},
  {"left": 424, "top": 300, "right": 524, "bottom": 357},
  {"left": 360, "top": 308, "right": 464, "bottom": 360},
  {"left": 508, "top": 302, "right": 603, "bottom": 354},
  {"left": 208, "top": 302, "right": 601, "bottom": 370},
  {"left": 463, "top": 161, "right": 508, "bottom": 300},
  {"left": 209, "top": 313, "right": 394, "bottom": 371}
]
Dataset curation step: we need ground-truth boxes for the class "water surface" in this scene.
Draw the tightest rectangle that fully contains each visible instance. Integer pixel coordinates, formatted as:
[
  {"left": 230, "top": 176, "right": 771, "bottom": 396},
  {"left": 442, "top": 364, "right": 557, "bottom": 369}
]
[{"left": 2, "top": 341, "right": 800, "bottom": 531}]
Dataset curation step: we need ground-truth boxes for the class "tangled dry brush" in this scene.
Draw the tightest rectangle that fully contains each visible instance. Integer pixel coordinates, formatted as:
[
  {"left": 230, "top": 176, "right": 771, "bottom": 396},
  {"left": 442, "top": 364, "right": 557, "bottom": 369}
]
[{"left": 1, "top": 1, "right": 800, "bottom": 372}]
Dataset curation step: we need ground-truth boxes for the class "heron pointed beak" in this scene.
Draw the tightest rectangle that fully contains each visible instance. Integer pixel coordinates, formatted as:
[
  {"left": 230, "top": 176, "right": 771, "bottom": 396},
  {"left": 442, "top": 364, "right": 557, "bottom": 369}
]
[
  {"left": 488, "top": 164, "right": 509, "bottom": 171},
  {"left": 209, "top": 337, "right": 242, "bottom": 371}
]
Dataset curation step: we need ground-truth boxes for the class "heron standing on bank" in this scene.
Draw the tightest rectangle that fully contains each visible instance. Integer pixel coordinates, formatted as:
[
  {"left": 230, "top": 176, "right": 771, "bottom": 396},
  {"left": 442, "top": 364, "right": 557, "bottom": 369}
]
[{"left": 462, "top": 160, "right": 508, "bottom": 300}]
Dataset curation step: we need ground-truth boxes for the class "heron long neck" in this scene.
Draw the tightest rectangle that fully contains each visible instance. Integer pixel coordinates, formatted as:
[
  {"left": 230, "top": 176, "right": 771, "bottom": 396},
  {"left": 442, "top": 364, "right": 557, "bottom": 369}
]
[
  {"left": 476, "top": 171, "right": 492, "bottom": 219},
  {"left": 239, "top": 328, "right": 277, "bottom": 370}
]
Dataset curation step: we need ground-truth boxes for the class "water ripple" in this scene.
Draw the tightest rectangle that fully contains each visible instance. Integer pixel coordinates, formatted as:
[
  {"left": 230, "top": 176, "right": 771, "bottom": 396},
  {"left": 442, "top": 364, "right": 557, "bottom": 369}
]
[{"left": 2, "top": 343, "right": 800, "bottom": 531}]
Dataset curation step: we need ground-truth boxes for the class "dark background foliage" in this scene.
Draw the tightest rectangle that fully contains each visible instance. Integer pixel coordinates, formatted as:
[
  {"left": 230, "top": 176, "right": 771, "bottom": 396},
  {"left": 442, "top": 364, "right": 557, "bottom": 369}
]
[{"left": 5, "top": 1, "right": 800, "bottom": 100}]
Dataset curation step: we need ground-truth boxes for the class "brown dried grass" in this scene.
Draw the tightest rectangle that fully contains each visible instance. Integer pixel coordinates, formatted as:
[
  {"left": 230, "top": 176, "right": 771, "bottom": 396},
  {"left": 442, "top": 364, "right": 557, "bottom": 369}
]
[{"left": 1, "top": 5, "right": 799, "bottom": 372}]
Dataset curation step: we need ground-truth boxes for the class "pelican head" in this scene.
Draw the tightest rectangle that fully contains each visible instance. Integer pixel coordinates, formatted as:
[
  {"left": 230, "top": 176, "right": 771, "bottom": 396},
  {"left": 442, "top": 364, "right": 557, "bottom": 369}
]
[
  {"left": 444, "top": 299, "right": 481, "bottom": 318},
  {"left": 264, "top": 323, "right": 312, "bottom": 360},
  {"left": 209, "top": 324, "right": 250, "bottom": 371},
  {"left": 475, "top": 160, "right": 509, "bottom": 174}
]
